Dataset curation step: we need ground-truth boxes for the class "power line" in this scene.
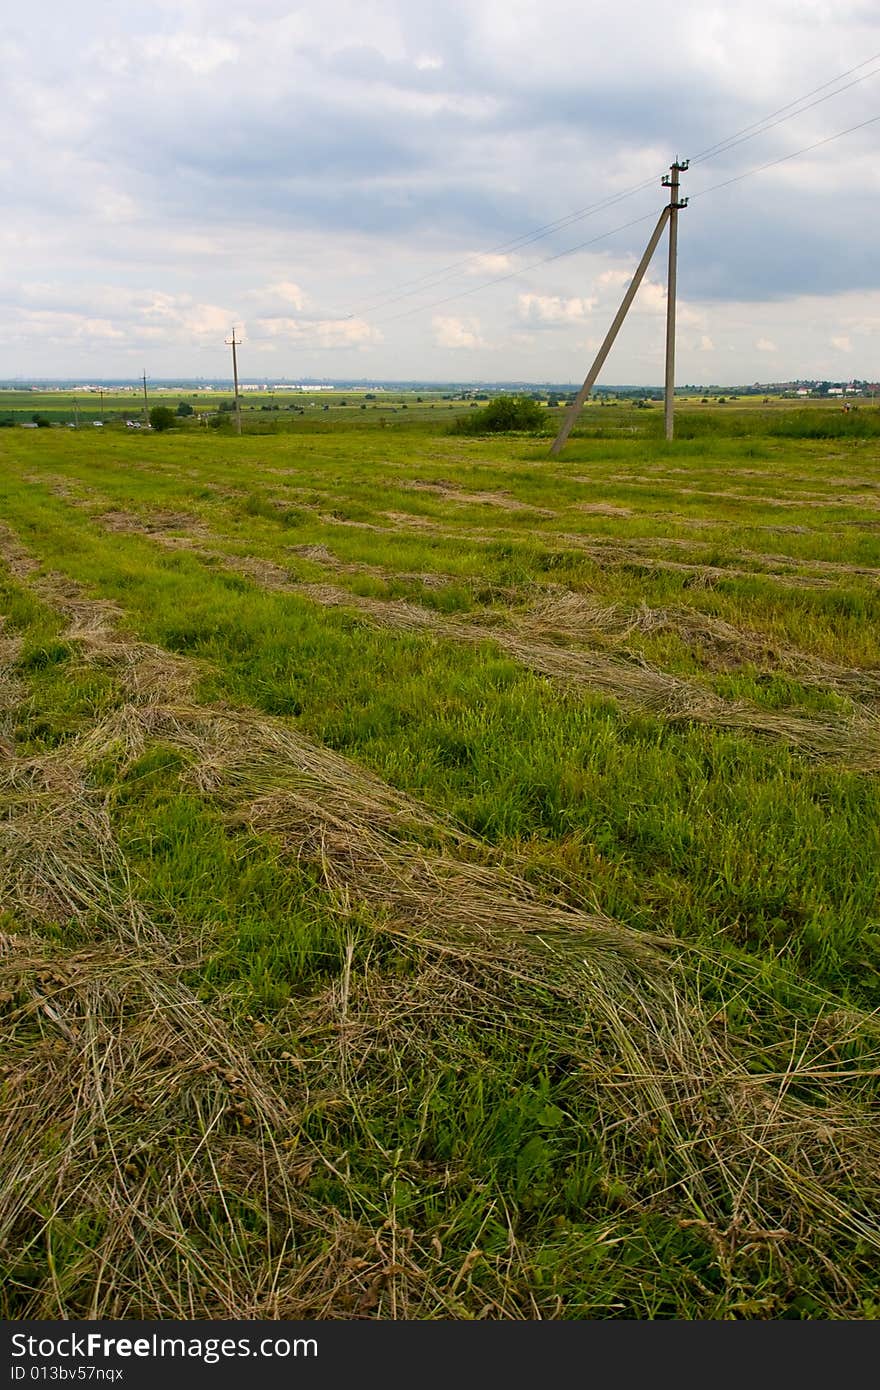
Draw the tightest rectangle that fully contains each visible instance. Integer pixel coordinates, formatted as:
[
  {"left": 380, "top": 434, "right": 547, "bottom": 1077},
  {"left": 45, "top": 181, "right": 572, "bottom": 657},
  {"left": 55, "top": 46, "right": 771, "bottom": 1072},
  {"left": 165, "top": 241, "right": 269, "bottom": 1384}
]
[
  {"left": 690, "top": 49, "right": 880, "bottom": 163},
  {"left": 228, "top": 56, "right": 880, "bottom": 351},
  {"left": 370, "top": 110, "right": 880, "bottom": 327},
  {"left": 348, "top": 175, "right": 662, "bottom": 316},
  {"left": 336, "top": 52, "right": 880, "bottom": 323},
  {"left": 690, "top": 110, "right": 880, "bottom": 200}
]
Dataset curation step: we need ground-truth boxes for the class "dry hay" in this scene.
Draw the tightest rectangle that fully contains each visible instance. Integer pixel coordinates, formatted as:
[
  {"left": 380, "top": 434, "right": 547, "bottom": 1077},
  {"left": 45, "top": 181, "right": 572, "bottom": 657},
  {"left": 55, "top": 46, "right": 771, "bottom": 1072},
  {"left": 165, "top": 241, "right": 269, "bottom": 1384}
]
[
  {"left": 289, "top": 543, "right": 339, "bottom": 564},
  {"left": 0, "top": 524, "right": 196, "bottom": 705},
  {"left": 0, "top": 924, "right": 356, "bottom": 1319},
  {"left": 266, "top": 583, "right": 880, "bottom": 771},
  {"left": 575, "top": 503, "right": 633, "bottom": 517},
  {"left": 23, "top": 474, "right": 107, "bottom": 510},
  {"left": 3, "top": 524, "right": 880, "bottom": 1315},
  {"left": 522, "top": 587, "right": 880, "bottom": 701},
  {"left": 312, "top": 511, "right": 856, "bottom": 593},
  {"left": 8, "top": 696, "right": 877, "bottom": 1316},
  {"left": 399, "top": 479, "right": 553, "bottom": 515},
  {"left": 99, "top": 509, "right": 210, "bottom": 538},
  {"left": 30, "top": 510, "right": 877, "bottom": 764}
]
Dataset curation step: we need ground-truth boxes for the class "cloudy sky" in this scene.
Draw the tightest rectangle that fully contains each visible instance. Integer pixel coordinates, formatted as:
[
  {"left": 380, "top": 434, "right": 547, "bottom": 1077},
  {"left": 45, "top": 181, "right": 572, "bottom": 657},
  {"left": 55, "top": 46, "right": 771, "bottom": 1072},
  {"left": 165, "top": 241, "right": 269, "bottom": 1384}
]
[{"left": 3, "top": 0, "right": 879, "bottom": 384}]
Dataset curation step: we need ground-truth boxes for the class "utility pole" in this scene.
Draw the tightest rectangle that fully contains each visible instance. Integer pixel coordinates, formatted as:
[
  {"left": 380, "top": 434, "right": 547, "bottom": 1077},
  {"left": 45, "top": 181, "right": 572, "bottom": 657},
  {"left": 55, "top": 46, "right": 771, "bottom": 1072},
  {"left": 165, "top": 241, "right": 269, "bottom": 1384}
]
[
  {"left": 73, "top": 397, "right": 79, "bottom": 430},
  {"left": 226, "top": 327, "right": 242, "bottom": 435},
  {"left": 662, "top": 159, "right": 688, "bottom": 442},
  {"left": 142, "top": 371, "right": 150, "bottom": 428},
  {"left": 99, "top": 388, "right": 104, "bottom": 423},
  {"left": 550, "top": 204, "right": 671, "bottom": 456}
]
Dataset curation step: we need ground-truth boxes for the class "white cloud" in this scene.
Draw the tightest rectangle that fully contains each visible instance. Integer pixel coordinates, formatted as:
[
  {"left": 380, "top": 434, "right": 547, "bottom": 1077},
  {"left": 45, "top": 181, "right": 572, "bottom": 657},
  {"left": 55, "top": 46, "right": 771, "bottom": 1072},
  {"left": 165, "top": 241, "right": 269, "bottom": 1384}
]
[
  {"left": 597, "top": 269, "right": 631, "bottom": 290},
  {"left": 138, "top": 34, "right": 239, "bottom": 75},
  {"left": 466, "top": 253, "right": 515, "bottom": 276},
  {"left": 518, "top": 293, "right": 595, "bottom": 325},
  {"left": 432, "top": 315, "right": 486, "bottom": 349},
  {"left": 633, "top": 279, "right": 667, "bottom": 316},
  {"left": 3, "top": 0, "right": 879, "bottom": 380},
  {"left": 268, "top": 281, "right": 308, "bottom": 311},
  {"left": 253, "top": 315, "right": 381, "bottom": 349}
]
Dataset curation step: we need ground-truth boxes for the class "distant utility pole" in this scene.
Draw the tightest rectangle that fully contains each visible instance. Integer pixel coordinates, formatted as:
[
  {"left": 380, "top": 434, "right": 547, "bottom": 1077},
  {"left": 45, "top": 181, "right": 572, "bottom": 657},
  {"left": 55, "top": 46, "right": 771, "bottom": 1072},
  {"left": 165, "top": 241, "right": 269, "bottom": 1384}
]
[
  {"left": 73, "top": 397, "right": 79, "bottom": 430},
  {"left": 225, "top": 327, "right": 242, "bottom": 435},
  {"left": 662, "top": 159, "right": 688, "bottom": 441},
  {"left": 142, "top": 371, "right": 150, "bottom": 428},
  {"left": 99, "top": 388, "right": 104, "bottom": 423},
  {"left": 550, "top": 160, "right": 687, "bottom": 456}
]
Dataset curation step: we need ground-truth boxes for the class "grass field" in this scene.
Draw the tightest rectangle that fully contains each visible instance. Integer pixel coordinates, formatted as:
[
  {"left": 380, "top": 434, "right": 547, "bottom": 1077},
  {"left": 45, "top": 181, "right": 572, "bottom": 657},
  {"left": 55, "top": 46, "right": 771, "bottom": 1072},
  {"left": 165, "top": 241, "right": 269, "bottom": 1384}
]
[{"left": 1, "top": 403, "right": 879, "bottom": 1318}]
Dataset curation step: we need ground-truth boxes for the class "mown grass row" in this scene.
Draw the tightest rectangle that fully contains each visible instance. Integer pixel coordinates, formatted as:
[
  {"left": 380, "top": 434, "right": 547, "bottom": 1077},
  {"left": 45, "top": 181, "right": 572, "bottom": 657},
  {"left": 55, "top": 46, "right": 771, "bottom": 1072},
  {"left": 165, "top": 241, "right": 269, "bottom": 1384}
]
[
  {"left": 2, "top": 419, "right": 878, "bottom": 1318},
  {"left": 2, "top": 563, "right": 880, "bottom": 1318},
  {"left": 1, "top": 466, "right": 877, "bottom": 1006}
]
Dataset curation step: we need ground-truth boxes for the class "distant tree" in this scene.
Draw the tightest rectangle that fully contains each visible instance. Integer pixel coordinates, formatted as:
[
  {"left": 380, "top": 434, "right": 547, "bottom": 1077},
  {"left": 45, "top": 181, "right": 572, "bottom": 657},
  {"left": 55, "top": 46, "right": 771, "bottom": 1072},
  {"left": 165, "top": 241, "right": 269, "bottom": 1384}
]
[
  {"left": 32, "top": 413, "right": 52, "bottom": 428},
  {"left": 451, "top": 394, "right": 546, "bottom": 435},
  {"left": 176, "top": 401, "right": 194, "bottom": 417},
  {"left": 149, "top": 406, "right": 176, "bottom": 432}
]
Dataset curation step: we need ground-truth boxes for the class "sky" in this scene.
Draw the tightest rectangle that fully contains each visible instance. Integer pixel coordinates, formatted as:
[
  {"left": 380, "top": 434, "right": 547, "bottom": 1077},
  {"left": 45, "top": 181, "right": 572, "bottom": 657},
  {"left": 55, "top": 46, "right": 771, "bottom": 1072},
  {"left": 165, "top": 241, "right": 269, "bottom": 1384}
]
[{"left": 3, "top": 0, "right": 879, "bottom": 384}]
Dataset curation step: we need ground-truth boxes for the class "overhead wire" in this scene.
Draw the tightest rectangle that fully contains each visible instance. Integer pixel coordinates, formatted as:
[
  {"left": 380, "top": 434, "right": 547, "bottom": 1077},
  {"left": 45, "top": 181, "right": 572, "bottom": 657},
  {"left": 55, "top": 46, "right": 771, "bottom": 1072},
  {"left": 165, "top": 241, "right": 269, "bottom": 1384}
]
[
  {"left": 365, "top": 110, "right": 879, "bottom": 328},
  {"left": 334, "top": 51, "right": 880, "bottom": 323},
  {"left": 240, "top": 53, "right": 880, "bottom": 346}
]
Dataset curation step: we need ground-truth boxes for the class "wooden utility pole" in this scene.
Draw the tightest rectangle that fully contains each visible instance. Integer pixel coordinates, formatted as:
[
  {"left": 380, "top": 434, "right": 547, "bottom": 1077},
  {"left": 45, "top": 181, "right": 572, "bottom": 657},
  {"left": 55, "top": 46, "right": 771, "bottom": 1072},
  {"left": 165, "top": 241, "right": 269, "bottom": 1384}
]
[
  {"left": 226, "top": 328, "right": 242, "bottom": 435},
  {"left": 142, "top": 371, "right": 150, "bottom": 428},
  {"left": 662, "top": 159, "right": 688, "bottom": 441},
  {"left": 550, "top": 204, "right": 671, "bottom": 455}
]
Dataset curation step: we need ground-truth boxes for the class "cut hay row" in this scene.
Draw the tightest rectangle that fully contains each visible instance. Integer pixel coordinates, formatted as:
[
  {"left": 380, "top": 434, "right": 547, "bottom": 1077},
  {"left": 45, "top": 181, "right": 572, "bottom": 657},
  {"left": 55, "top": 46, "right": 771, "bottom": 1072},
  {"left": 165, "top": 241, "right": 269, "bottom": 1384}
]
[
  {"left": 47, "top": 511, "right": 879, "bottom": 769},
  {"left": 24, "top": 463, "right": 880, "bottom": 587},
  {"left": 4, "top": 695, "right": 880, "bottom": 1315},
  {"left": 3, "top": 524, "right": 880, "bottom": 1317},
  {"left": 283, "top": 583, "right": 880, "bottom": 770},
  {"left": 519, "top": 587, "right": 880, "bottom": 700},
  {"left": 322, "top": 511, "right": 849, "bottom": 591}
]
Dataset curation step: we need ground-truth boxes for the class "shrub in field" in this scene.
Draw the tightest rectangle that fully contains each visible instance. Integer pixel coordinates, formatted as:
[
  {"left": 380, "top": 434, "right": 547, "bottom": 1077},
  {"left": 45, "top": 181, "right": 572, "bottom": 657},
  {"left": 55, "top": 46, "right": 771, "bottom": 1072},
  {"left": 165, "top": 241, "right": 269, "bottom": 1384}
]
[
  {"left": 451, "top": 394, "right": 547, "bottom": 434},
  {"left": 176, "top": 402, "right": 194, "bottom": 417},
  {"left": 149, "top": 406, "right": 176, "bottom": 432}
]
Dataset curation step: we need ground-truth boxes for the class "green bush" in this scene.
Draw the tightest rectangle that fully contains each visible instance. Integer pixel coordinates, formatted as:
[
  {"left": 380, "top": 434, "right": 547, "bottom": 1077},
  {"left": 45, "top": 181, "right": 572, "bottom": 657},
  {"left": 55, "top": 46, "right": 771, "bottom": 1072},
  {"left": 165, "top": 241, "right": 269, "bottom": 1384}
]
[
  {"left": 149, "top": 406, "right": 176, "bottom": 432},
  {"left": 450, "top": 394, "right": 547, "bottom": 435}
]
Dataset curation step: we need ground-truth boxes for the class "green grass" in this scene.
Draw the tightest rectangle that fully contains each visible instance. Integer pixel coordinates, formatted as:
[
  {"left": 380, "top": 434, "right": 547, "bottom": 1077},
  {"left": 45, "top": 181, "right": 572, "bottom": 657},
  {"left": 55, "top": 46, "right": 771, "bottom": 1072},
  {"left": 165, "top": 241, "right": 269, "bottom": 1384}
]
[{"left": 1, "top": 408, "right": 879, "bottom": 1319}]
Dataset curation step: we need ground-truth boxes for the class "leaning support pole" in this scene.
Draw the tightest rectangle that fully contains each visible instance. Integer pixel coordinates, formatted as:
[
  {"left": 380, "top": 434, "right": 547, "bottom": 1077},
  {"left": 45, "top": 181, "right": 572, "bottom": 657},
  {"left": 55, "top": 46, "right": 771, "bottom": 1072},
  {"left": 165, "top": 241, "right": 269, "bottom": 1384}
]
[
  {"left": 662, "top": 159, "right": 688, "bottom": 442},
  {"left": 550, "top": 204, "right": 671, "bottom": 456}
]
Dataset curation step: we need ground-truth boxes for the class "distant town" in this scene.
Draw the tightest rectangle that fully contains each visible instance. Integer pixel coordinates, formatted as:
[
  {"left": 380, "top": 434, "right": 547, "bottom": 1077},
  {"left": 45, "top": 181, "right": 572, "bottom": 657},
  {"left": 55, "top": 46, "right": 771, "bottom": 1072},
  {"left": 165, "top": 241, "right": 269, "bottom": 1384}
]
[{"left": 1, "top": 377, "right": 878, "bottom": 398}]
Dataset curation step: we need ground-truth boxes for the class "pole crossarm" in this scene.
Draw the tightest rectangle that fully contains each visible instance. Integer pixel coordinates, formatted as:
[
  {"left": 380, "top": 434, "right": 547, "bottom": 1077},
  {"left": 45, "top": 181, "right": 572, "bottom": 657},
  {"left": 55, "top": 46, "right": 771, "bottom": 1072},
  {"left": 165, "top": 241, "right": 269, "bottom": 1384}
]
[{"left": 550, "top": 204, "right": 671, "bottom": 456}]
